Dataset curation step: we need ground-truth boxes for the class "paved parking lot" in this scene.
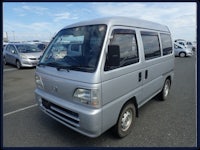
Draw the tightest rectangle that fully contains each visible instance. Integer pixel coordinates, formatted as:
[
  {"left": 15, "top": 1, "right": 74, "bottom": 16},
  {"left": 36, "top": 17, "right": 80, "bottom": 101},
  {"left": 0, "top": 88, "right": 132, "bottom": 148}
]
[{"left": 3, "top": 55, "right": 197, "bottom": 147}]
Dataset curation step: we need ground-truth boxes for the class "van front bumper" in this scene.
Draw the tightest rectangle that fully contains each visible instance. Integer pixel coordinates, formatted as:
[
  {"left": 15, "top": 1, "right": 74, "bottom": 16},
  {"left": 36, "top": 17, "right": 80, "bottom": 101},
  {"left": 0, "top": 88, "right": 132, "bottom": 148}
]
[{"left": 35, "top": 89, "right": 102, "bottom": 138}]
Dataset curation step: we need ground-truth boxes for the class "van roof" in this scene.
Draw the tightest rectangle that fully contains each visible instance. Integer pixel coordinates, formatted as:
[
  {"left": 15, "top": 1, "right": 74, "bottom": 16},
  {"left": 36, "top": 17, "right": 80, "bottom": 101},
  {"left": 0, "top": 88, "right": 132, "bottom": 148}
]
[{"left": 63, "top": 16, "right": 170, "bottom": 32}]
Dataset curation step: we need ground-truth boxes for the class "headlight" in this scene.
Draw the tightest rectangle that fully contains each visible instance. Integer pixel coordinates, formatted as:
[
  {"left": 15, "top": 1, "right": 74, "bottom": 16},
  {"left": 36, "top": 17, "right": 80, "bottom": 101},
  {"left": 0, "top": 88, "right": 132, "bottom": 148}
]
[
  {"left": 73, "top": 88, "right": 100, "bottom": 108},
  {"left": 35, "top": 74, "right": 44, "bottom": 89},
  {"left": 20, "top": 54, "right": 28, "bottom": 59}
]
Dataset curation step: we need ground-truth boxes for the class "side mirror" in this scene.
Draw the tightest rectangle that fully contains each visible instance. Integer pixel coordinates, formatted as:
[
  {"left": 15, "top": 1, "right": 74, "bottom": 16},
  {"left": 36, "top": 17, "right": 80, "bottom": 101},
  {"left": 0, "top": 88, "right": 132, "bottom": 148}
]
[
  {"left": 11, "top": 50, "right": 15, "bottom": 54},
  {"left": 107, "top": 45, "right": 120, "bottom": 67}
]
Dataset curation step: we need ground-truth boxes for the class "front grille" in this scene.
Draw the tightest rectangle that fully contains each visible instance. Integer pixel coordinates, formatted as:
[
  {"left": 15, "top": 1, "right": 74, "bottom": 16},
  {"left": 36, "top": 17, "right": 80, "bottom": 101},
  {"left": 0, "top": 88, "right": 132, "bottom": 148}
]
[
  {"left": 29, "top": 58, "right": 37, "bottom": 60},
  {"left": 41, "top": 98, "right": 80, "bottom": 127},
  {"left": 31, "top": 62, "right": 38, "bottom": 66}
]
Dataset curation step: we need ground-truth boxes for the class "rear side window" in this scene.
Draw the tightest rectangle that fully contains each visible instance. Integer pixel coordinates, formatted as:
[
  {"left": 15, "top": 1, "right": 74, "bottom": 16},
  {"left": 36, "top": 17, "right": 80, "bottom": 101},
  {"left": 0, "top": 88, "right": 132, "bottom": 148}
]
[
  {"left": 141, "top": 31, "right": 161, "bottom": 60},
  {"left": 160, "top": 33, "right": 172, "bottom": 55},
  {"left": 6, "top": 45, "right": 15, "bottom": 52},
  {"left": 5, "top": 45, "right": 10, "bottom": 52}
]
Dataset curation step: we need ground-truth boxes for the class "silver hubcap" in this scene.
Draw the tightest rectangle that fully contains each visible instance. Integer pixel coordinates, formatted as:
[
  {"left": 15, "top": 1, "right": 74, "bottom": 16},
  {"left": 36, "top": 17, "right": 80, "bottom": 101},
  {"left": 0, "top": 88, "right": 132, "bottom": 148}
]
[
  {"left": 164, "top": 81, "right": 169, "bottom": 98},
  {"left": 180, "top": 53, "right": 185, "bottom": 57},
  {"left": 121, "top": 109, "right": 132, "bottom": 131}
]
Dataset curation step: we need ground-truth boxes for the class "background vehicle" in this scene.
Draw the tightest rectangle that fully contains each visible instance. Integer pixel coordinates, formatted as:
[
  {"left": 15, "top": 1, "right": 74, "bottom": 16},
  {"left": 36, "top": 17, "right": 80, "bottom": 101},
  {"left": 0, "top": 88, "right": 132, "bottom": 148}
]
[
  {"left": 35, "top": 43, "right": 47, "bottom": 51},
  {"left": 192, "top": 41, "right": 196, "bottom": 51},
  {"left": 174, "top": 39, "right": 193, "bottom": 51},
  {"left": 3, "top": 43, "right": 43, "bottom": 69},
  {"left": 25, "top": 41, "right": 49, "bottom": 53},
  {"left": 174, "top": 42, "right": 193, "bottom": 57}
]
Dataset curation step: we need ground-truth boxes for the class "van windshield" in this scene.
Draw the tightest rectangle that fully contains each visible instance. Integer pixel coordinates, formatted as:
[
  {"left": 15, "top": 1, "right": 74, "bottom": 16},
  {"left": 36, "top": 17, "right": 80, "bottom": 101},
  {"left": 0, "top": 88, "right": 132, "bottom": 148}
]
[{"left": 40, "top": 24, "right": 107, "bottom": 72}]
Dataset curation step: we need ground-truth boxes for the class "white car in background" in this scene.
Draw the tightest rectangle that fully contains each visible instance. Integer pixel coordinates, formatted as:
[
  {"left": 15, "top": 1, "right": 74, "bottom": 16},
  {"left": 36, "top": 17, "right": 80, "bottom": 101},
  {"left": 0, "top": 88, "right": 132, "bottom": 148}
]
[
  {"left": 174, "top": 40, "right": 193, "bottom": 51},
  {"left": 174, "top": 42, "right": 193, "bottom": 57},
  {"left": 192, "top": 41, "right": 197, "bottom": 51}
]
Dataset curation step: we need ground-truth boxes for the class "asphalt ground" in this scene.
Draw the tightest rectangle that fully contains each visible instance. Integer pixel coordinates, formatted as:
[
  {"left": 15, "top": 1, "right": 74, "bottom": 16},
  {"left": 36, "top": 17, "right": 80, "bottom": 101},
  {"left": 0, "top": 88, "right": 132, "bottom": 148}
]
[{"left": 3, "top": 54, "right": 197, "bottom": 147}]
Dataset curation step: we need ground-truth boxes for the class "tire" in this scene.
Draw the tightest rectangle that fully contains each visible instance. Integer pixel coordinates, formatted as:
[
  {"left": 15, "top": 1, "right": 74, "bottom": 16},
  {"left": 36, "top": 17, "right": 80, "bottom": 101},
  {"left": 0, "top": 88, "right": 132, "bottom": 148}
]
[
  {"left": 179, "top": 52, "right": 186, "bottom": 57},
  {"left": 158, "top": 79, "right": 171, "bottom": 101},
  {"left": 113, "top": 103, "right": 136, "bottom": 138},
  {"left": 3, "top": 57, "right": 7, "bottom": 65},
  {"left": 16, "top": 60, "right": 21, "bottom": 69}
]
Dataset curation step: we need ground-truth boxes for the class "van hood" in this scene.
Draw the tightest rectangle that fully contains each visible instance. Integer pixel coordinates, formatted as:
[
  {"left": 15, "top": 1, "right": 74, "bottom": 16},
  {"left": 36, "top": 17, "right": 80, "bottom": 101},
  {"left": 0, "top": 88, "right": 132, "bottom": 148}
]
[
  {"left": 35, "top": 66, "right": 101, "bottom": 102},
  {"left": 36, "top": 66, "right": 101, "bottom": 84}
]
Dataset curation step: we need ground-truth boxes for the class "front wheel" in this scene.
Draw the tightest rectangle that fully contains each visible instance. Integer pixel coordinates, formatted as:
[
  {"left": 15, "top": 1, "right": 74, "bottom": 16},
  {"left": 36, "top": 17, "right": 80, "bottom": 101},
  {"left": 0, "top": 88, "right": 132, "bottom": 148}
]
[
  {"left": 3, "top": 57, "right": 7, "bottom": 65},
  {"left": 113, "top": 103, "right": 136, "bottom": 138},
  {"left": 16, "top": 60, "right": 21, "bottom": 69},
  {"left": 179, "top": 52, "right": 186, "bottom": 57}
]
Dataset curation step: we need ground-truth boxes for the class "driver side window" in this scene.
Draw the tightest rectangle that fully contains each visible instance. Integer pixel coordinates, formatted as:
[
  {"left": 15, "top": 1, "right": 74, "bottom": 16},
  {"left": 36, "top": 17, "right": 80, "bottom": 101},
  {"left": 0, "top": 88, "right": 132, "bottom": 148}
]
[{"left": 105, "top": 29, "right": 139, "bottom": 71}]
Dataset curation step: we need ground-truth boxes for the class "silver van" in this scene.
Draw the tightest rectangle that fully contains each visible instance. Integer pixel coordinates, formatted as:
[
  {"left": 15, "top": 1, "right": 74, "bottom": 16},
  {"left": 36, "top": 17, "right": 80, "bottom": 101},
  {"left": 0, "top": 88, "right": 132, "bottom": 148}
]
[{"left": 35, "top": 17, "right": 174, "bottom": 138}]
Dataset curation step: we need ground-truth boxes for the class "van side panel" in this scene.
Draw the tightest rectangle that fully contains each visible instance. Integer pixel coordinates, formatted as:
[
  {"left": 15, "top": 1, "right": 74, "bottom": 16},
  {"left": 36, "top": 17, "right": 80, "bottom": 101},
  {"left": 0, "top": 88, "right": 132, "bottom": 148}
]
[
  {"left": 139, "top": 55, "right": 174, "bottom": 107},
  {"left": 101, "top": 64, "right": 143, "bottom": 131},
  {"left": 100, "top": 27, "right": 174, "bottom": 132}
]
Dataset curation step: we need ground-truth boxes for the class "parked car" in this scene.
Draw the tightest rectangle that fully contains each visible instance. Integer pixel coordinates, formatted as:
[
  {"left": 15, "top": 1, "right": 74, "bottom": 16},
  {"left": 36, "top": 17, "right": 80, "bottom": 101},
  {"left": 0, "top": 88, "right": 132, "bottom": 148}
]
[
  {"left": 174, "top": 40, "right": 193, "bottom": 51},
  {"left": 192, "top": 41, "right": 197, "bottom": 51},
  {"left": 174, "top": 42, "right": 193, "bottom": 57},
  {"left": 3, "top": 43, "right": 43, "bottom": 69}
]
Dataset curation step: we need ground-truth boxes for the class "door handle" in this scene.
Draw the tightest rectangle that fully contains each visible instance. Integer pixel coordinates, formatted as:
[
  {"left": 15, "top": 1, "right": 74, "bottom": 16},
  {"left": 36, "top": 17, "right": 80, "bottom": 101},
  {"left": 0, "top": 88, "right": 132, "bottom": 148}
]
[
  {"left": 145, "top": 70, "right": 148, "bottom": 79},
  {"left": 138, "top": 72, "right": 142, "bottom": 82}
]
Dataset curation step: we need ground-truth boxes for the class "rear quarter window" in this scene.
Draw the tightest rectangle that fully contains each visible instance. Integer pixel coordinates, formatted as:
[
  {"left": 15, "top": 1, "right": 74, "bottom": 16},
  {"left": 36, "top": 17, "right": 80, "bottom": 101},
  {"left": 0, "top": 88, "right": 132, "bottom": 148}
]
[
  {"left": 141, "top": 31, "right": 161, "bottom": 60},
  {"left": 160, "top": 33, "right": 172, "bottom": 55}
]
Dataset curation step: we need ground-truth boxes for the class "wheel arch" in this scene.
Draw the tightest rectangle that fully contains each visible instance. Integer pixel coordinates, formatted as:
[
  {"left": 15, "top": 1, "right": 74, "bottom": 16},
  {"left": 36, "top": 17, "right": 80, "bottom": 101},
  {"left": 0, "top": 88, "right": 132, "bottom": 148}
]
[
  {"left": 120, "top": 96, "right": 139, "bottom": 118},
  {"left": 179, "top": 51, "right": 186, "bottom": 57},
  {"left": 113, "top": 96, "right": 138, "bottom": 138},
  {"left": 165, "top": 76, "right": 172, "bottom": 87}
]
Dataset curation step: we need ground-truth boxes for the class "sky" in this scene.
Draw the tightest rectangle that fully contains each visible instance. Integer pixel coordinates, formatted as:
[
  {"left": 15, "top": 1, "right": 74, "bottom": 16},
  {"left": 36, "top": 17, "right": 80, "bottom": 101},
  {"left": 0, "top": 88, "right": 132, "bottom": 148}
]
[{"left": 3, "top": 2, "right": 197, "bottom": 42}]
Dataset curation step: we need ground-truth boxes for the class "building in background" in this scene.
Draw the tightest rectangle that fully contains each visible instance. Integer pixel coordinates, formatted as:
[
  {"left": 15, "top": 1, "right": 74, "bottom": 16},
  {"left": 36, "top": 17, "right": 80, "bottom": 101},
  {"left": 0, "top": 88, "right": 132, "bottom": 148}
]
[{"left": 3, "top": 32, "right": 9, "bottom": 42}]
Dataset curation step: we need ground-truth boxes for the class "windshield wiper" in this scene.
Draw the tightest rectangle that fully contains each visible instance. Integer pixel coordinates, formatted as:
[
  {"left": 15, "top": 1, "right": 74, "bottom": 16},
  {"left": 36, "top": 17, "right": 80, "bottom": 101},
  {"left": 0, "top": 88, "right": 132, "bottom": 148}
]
[
  {"left": 56, "top": 65, "right": 88, "bottom": 72},
  {"left": 37, "top": 62, "right": 71, "bottom": 72},
  {"left": 37, "top": 62, "right": 62, "bottom": 67},
  {"left": 37, "top": 62, "right": 47, "bottom": 66},
  {"left": 56, "top": 65, "right": 71, "bottom": 72},
  {"left": 38, "top": 63, "right": 94, "bottom": 72}
]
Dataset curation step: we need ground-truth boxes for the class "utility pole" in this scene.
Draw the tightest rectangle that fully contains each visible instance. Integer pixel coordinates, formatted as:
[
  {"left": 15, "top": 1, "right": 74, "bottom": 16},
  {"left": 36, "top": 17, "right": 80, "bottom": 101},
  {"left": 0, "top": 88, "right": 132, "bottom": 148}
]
[{"left": 6, "top": 32, "right": 8, "bottom": 41}]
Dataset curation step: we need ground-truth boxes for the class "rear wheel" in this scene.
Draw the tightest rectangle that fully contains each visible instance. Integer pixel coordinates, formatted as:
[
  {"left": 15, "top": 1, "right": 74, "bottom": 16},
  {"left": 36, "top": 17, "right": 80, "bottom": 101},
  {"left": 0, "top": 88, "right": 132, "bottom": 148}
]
[
  {"left": 113, "top": 102, "right": 136, "bottom": 138},
  {"left": 16, "top": 60, "right": 21, "bottom": 69},
  {"left": 158, "top": 79, "right": 171, "bottom": 101}
]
